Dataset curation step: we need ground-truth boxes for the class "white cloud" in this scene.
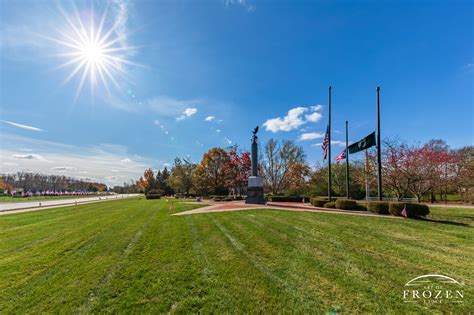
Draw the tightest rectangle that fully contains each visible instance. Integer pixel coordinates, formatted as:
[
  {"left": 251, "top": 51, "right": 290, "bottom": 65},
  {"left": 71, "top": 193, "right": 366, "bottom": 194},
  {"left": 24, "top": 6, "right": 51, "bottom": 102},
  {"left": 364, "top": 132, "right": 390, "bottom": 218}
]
[
  {"left": 1, "top": 120, "right": 43, "bottom": 132},
  {"left": 154, "top": 119, "right": 160, "bottom": 125},
  {"left": 205, "top": 116, "right": 215, "bottom": 121},
  {"left": 12, "top": 153, "right": 48, "bottom": 161},
  {"left": 184, "top": 108, "right": 197, "bottom": 116},
  {"left": 147, "top": 96, "right": 201, "bottom": 117},
  {"left": 223, "top": 0, "right": 255, "bottom": 11},
  {"left": 0, "top": 134, "right": 162, "bottom": 186},
  {"left": 111, "top": 0, "right": 133, "bottom": 55},
  {"left": 263, "top": 105, "right": 324, "bottom": 132},
  {"left": 263, "top": 107, "right": 307, "bottom": 132},
  {"left": 51, "top": 166, "right": 76, "bottom": 171},
  {"left": 305, "top": 112, "right": 322, "bottom": 123},
  {"left": 312, "top": 140, "right": 346, "bottom": 147},
  {"left": 3, "top": 162, "right": 19, "bottom": 166},
  {"left": 224, "top": 137, "right": 232, "bottom": 145},
  {"left": 299, "top": 132, "right": 323, "bottom": 141},
  {"left": 177, "top": 107, "right": 198, "bottom": 121},
  {"left": 216, "top": 129, "right": 221, "bottom": 133}
]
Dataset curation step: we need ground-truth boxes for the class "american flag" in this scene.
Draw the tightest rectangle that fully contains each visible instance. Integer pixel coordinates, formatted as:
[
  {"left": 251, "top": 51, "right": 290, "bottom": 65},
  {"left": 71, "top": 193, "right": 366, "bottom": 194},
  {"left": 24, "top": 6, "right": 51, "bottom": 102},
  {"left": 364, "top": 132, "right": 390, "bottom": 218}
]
[
  {"left": 322, "top": 125, "right": 329, "bottom": 160},
  {"left": 335, "top": 149, "right": 346, "bottom": 163},
  {"left": 400, "top": 205, "right": 408, "bottom": 218}
]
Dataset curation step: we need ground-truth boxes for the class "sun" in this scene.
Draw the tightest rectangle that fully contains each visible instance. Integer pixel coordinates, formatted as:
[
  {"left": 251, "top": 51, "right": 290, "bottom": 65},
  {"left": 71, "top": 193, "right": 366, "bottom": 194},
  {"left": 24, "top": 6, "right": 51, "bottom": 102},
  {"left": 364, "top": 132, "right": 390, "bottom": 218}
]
[
  {"left": 82, "top": 42, "right": 103, "bottom": 63},
  {"left": 50, "top": 4, "right": 138, "bottom": 99}
]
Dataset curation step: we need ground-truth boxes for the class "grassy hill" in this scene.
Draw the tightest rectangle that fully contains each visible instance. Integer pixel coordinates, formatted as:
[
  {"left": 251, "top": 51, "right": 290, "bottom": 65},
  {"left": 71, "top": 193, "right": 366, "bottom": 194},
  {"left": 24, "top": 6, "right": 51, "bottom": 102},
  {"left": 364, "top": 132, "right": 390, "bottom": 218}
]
[{"left": 0, "top": 198, "right": 471, "bottom": 313}]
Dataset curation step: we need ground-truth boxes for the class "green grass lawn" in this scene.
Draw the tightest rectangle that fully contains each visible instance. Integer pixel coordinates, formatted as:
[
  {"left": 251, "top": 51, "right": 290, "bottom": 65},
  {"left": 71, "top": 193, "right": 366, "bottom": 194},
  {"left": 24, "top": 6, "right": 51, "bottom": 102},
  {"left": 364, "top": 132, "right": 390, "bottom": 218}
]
[
  {"left": 0, "top": 194, "right": 105, "bottom": 203},
  {"left": 0, "top": 198, "right": 472, "bottom": 313}
]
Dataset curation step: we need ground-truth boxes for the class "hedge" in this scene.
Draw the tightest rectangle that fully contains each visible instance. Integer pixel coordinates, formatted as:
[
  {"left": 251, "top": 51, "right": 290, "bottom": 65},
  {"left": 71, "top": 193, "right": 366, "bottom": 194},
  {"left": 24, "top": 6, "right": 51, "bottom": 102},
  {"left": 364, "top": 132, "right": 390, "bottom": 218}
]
[
  {"left": 367, "top": 201, "right": 389, "bottom": 214},
  {"left": 389, "top": 202, "right": 430, "bottom": 217},
  {"left": 310, "top": 197, "right": 330, "bottom": 207},
  {"left": 355, "top": 203, "right": 367, "bottom": 211},
  {"left": 146, "top": 194, "right": 161, "bottom": 200},
  {"left": 324, "top": 201, "right": 336, "bottom": 208},
  {"left": 335, "top": 199, "right": 357, "bottom": 210},
  {"left": 268, "top": 195, "right": 303, "bottom": 202},
  {"left": 209, "top": 195, "right": 228, "bottom": 199}
]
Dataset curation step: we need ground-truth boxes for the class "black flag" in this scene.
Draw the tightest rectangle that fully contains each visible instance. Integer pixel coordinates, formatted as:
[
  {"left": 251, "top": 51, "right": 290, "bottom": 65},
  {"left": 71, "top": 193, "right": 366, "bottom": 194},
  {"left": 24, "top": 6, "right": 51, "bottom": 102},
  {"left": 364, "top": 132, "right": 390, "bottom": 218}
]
[{"left": 348, "top": 132, "right": 376, "bottom": 154}]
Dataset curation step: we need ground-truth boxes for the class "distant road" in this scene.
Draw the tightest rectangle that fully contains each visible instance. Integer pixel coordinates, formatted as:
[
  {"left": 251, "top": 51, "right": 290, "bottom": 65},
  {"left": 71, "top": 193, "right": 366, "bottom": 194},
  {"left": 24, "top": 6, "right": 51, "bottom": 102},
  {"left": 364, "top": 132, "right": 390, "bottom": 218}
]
[{"left": 0, "top": 194, "right": 141, "bottom": 212}]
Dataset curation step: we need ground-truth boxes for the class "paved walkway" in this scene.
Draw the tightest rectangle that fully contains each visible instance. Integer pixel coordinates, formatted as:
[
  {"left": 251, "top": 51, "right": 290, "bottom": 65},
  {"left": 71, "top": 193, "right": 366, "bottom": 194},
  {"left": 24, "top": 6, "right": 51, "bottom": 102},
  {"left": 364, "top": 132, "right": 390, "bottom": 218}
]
[
  {"left": 173, "top": 201, "right": 402, "bottom": 219},
  {"left": 422, "top": 203, "right": 474, "bottom": 209},
  {"left": 0, "top": 194, "right": 140, "bottom": 215}
]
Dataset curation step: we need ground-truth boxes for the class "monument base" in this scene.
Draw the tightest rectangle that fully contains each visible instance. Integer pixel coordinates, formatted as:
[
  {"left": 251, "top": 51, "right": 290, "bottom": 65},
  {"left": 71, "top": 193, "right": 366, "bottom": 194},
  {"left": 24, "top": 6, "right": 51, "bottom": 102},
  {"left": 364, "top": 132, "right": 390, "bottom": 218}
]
[
  {"left": 246, "top": 187, "right": 265, "bottom": 204},
  {"left": 246, "top": 176, "right": 265, "bottom": 204}
]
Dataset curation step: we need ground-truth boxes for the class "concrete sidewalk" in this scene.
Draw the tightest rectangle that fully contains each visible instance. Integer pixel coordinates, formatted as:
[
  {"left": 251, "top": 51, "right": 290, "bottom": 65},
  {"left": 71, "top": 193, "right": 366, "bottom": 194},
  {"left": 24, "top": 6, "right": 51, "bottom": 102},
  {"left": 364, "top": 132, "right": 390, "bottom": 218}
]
[
  {"left": 173, "top": 200, "right": 402, "bottom": 219},
  {"left": 0, "top": 194, "right": 141, "bottom": 215}
]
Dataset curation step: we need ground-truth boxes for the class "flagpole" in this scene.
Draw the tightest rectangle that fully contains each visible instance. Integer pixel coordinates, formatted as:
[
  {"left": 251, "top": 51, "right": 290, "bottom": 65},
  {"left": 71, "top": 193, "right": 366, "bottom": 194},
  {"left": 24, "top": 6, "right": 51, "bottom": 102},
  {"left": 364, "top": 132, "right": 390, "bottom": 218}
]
[
  {"left": 328, "top": 86, "right": 332, "bottom": 200},
  {"left": 345, "top": 120, "right": 349, "bottom": 199},
  {"left": 365, "top": 148, "right": 369, "bottom": 201},
  {"left": 376, "top": 86, "right": 383, "bottom": 201}
]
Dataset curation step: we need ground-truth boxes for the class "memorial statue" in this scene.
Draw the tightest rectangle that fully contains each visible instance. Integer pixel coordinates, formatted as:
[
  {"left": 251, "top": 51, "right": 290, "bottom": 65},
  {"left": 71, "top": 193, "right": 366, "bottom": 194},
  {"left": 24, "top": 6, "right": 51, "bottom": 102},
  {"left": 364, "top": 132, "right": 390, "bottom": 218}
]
[{"left": 246, "top": 126, "right": 265, "bottom": 204}]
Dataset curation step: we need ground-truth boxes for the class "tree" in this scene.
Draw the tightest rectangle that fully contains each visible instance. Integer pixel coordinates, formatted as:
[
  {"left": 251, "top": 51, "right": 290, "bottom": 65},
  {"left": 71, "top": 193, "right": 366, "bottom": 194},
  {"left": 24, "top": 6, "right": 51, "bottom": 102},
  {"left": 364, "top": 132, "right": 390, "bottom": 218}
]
[
  {"left": 382, "top": 139, "right": 412, "bottom": 200},
  {"left": 284, "top": 162, "right": 310, "bottom": 194},
  {"left": 404, "top": 146, "right": 445, "bottom": 202},
  {"left": 193, "top": 147, "right": 230, "bottom": 195},
  {"left": 309, "top": 162, "right": 365, "bottom": 199},
  {"left": 1, "top": 172, "right": 107, "bottom": 193},
  {"left": 262, "top": 139, "right": 305, "bottom": 194},
  {"left": 167, "top": 158, "right": 196, "bottom": 195},
  {"left": 224, "top": 149, "right": 251, "bottom": 196},
  {"left": 0, "top": 177, "right": 13, "bottom": 194},
  {"left": 450, "top": 146, "right": 474, "bottom": 202},
  {"left": 142, "top": 168, "right": 157, "bottom": 193}
]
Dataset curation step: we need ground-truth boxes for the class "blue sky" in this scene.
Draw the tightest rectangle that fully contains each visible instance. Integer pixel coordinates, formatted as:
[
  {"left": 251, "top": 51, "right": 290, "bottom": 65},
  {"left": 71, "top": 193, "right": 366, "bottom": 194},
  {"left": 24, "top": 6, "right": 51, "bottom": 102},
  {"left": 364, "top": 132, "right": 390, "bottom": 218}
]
[{"left": 1, "top": 0, "right": 472, "bottom": 185}]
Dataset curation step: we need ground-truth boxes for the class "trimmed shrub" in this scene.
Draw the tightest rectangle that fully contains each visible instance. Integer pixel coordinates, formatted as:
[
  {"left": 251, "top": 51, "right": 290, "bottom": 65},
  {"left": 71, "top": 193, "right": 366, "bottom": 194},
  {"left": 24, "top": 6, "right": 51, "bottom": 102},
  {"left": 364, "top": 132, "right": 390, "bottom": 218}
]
[
  {"left": 146, "top": 194, "right": 161, "bottom": 200},
  {"left": 146, "top": 189, "right": 162, "bottom": 200},
  {"left": 268, "top": 195, "right": 303, "bottom": 202},
  {"left": 335, "top": 199, "right": 357, "bottom": 210},
  {"left": 389, "top": 202, "right": 430, "bottom": 217},
  {"left": 367, "top": 201, "right": 389, "bottom": 214},
  {"left": 223, "top": 197, "right": 234, "bottom": 202},
  {"left": 310, "top": 197, "right": 330, "bottom": 207},
  {"left": 389, "top": 202, "right": 404, "bottom": 216},
  {"left": 323, "top": 201, "right": 336, "bottom": 208},
  {"left": 355, "top": 203, "right": 367, "bottom": 211}
]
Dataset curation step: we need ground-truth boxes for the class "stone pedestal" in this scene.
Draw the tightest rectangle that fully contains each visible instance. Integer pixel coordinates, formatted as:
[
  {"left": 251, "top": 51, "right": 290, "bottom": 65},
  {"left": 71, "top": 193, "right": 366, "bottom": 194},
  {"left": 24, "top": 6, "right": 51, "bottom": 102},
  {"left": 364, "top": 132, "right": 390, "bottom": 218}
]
[{"left": 246, "top": 176, "right": 265, "bottom": 204}]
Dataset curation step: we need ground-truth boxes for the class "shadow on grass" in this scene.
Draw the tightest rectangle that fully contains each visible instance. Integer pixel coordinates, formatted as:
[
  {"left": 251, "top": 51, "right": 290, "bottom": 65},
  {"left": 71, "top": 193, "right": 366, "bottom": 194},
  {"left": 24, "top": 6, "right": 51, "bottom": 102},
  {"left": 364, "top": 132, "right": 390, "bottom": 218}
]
[{"left": 413, "top": 216, "right": 470, "bottom": 227}]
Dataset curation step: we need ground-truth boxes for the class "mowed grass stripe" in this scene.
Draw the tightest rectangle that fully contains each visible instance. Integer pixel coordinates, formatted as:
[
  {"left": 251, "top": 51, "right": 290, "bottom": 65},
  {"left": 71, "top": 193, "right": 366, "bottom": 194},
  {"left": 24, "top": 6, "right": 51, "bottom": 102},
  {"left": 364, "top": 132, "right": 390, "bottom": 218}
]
[
  {"left": 87, "top": 200, "right": 215, "bottom": 312},
  {"left": 0, "top": 199, "right": 141, "bottom": 253},
  {"left": 0, "top": 199, "right": 472, "bottom": 313},
  {"left": 0, "top": 199, "right": 157, "bottom": 313},
  {"left": 215, "top": 211, "right": 377, "bottom": 313},
  {"left": 213, "top": 210, "right": 472, "bottom": 313}
]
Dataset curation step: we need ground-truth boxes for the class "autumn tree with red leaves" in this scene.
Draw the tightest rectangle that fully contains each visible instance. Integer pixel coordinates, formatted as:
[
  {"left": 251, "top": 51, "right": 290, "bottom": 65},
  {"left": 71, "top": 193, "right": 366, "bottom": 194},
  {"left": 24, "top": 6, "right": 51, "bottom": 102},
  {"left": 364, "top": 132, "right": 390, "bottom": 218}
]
[{"left": 224, "top": 149, "right": 251, "bottom": 196}]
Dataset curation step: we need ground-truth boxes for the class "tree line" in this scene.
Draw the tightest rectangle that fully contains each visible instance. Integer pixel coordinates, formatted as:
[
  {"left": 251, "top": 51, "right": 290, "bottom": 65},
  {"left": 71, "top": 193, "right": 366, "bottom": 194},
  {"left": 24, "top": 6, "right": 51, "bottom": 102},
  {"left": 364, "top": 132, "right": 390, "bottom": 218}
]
[
  {"left": 0, "top": 172, "right": 108, "bottom": 193},
  {"left": 136, "top": 138, "right": 473, "bottom": 203}
]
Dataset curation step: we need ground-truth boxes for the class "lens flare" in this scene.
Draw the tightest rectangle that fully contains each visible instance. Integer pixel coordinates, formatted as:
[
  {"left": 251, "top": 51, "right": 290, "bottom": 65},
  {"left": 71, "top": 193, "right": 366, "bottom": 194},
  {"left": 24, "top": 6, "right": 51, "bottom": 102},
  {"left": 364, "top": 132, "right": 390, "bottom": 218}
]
[{"left": 49, "top": 3, "right": 139, "bottom": 100}]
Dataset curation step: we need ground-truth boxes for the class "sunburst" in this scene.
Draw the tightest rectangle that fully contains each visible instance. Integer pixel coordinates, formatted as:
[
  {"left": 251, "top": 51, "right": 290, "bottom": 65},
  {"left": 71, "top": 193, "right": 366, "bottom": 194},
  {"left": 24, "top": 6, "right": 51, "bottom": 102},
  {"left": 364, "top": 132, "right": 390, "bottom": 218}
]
[{"left": 49, "top": 3, "right": 138, "bottom": 99}]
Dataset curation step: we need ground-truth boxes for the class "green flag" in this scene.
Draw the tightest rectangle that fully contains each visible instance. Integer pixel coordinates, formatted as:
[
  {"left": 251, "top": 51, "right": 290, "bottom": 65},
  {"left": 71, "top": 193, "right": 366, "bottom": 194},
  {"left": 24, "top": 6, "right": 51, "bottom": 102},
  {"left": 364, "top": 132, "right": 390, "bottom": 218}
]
[{"left": 348, "top": 131, "right": 376, "bottom": 154}]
